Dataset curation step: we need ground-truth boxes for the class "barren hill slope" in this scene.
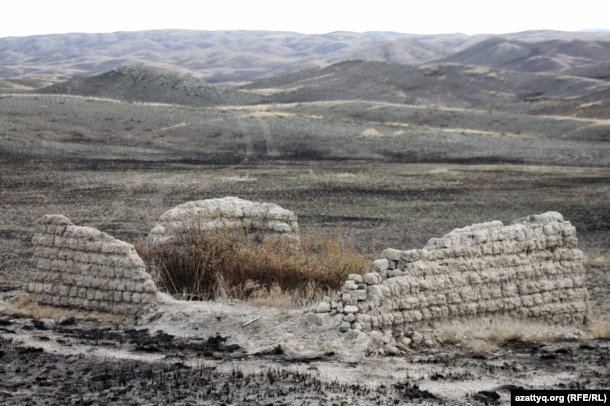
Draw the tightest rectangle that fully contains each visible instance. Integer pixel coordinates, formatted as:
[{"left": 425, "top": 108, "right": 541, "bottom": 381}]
[
  {"left": 245, "top": 60, "right": 610, "bottom": 115},
  {"left": 2, "top": 29, "right": 610, "bottom": 86},
  {"left": 26, "top": 59, "right": 610, "bottom": 120},
  {"left": 562, "top": 61, "right": 610, "bottom": 80},
  {"left": 39, "top": 64, "right": 262, "bottom": 106},
  {"left": 327, "top": 37, "right": 449, "bottom": 64},
  {"left": 434, "top": 37, "right": 610, "bottom": 73},
  {"left": 0, "top": 30, "right": 445, "bottom": 85}
]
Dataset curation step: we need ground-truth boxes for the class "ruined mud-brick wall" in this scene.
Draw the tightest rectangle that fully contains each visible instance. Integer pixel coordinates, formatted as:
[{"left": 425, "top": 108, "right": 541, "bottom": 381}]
[
  {"left": 148, "top": 197, "right": 300, "bottom": 245},
  {"left": 28, "top": 215, "right": 157, "bottom": 314},
  {"left": 314, "top": 212, "right": 590, "bottom": 335}
]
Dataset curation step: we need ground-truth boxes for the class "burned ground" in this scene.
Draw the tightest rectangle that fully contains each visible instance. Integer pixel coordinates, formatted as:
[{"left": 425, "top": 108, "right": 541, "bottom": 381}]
[{"left": 1, "top": 50, "right": 609, "bottom": 403}]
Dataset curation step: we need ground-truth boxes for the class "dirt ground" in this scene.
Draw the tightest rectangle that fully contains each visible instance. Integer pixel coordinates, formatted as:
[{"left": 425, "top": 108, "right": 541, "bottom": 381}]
[
  {"left": 0, "top": 289, "right": 609, "bottom": 405},
  {"left": 1, "top": 161, "right": 609, "bottom": 405}
]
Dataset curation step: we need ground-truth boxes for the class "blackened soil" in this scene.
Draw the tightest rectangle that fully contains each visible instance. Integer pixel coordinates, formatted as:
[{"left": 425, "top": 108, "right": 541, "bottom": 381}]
[
  {"left": 2, "top": 309, "right": 610, "bottom": 405},
  {"left": 51, "top": 323, "right": 245, "bottom": 357},
  {"left": 0, "top": 335, "right": 440, "bottom": 405}
]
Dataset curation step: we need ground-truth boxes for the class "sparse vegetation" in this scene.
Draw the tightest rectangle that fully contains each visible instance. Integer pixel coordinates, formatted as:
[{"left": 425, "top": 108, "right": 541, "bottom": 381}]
[
  {"left": 137, "top": 225, "right": 369, "bottom": 304},
  {"left": 5, "top": 293, "right": 74, "bottom": 320},
  {"left": 5, "top": 293, "right": 120, "bottom": 323},
  {"left": 586, "top": 318, "right": 610, "bottom": 340},
  {"left": 2, "top": 31, "right": 610, "bottom": 404}
]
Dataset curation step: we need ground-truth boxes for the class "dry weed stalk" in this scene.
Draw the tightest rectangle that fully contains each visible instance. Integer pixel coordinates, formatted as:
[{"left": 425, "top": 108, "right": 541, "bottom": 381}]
[
  {"left": 7, "top": 293, "right": 73, "bottom": 320},
  {"left": 586, "top": 318, "right": 610, "bottom": 340},
  {"left": 6, "top": 293, "right": 121, "bottom": 322},
  {"left": 137, "top": 225, "right": 368, "bottom": 305}
]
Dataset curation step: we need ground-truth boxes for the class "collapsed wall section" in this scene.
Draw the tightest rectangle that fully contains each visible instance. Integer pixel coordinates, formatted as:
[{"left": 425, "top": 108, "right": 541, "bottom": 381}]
[
  {"left": 28, "top": 215, "right": 157, "bottom": 314},
  {"left": 314, "top": 212, "right": 590, "bottom": 336}
]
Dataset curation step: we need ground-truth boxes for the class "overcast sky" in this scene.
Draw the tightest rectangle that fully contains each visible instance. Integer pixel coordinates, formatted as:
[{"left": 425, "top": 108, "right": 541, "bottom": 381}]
[{"left": 2, "top": 0, "right": 609, "bottom": 38}]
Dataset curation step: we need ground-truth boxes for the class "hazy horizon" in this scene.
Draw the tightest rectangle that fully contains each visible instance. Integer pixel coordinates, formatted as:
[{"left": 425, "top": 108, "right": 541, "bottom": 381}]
[{"left": 3, "top": 0, "right": 609, "bottom": 39}]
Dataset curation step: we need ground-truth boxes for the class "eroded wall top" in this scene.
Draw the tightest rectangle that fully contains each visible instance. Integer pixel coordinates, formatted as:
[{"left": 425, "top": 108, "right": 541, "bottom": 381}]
[
  {"left": 148, "top": 196, "right": 300, "bottom": 245},
  {"left": 313, "top": 212, "right": 590, "bottom": 341},
  {"left": 28, "top": 214, "right": 157, "bottom": 314}
]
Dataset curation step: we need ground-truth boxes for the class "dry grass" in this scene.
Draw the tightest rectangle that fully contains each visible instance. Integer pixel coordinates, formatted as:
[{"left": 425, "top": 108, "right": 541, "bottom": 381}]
[
  {"left": 7, "top": 293, "right": 77, "bottom": 320},
  {"left": 435, "top": 319, "right": 589, "bottom": 352},
  {"left": 6, "top": 293, "right": 126, "bottom": 322},
  {"left": 586, "top": 318, "right": 610, "bottom": 340},
  {"left": 137, "top": 225, "right": 369, "bottom": 305},
  {"left": 437, "top": 328, "right": 463, "bottom": 345}
]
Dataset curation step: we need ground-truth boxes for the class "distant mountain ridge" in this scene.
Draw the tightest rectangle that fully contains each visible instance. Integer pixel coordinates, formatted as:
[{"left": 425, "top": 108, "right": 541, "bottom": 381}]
[{"left": 1, "top": 29, "right": 609, "bottom": 86}]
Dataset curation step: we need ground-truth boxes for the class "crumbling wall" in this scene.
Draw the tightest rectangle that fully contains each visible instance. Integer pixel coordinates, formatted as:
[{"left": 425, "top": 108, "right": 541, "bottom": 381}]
[
  {"left": 148, "top": 196, "right": 300, "bottom": 245},
  {"left": 314, "top": 212, "right": 590, "bottom": 336},
  {"left": 28, "top": 215, "right": 157, "bottom": 314}
]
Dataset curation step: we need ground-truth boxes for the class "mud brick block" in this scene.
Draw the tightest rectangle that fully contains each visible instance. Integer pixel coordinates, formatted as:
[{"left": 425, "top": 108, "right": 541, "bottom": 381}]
[
  {"left": 30, "top": 215, "right": 158, "bottom": 314},
  {"left": 312, "top": 212, "right": 589, "bottom": 340}
]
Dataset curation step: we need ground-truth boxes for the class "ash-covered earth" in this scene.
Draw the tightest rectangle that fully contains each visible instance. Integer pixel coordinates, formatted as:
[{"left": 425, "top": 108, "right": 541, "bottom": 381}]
[{"left": 0, "top": 288, "right": 608, "bottom": 405}]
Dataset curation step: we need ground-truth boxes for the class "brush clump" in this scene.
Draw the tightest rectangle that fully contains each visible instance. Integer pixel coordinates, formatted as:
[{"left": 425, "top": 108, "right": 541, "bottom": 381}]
[{"left": 138, "top": 225, "right": 368, "bottom": 304}]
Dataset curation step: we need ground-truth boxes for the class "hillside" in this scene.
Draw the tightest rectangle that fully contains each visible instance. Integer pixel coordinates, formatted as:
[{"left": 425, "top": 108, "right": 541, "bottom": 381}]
[
  {"left": 0, "top": 30, "right": 444, "bottom": 85},
  {"left": 244, "top": 60, "right": 610, "bottom": 117},
  {"left": 2, "top": 30, "right": 610, "bottom": 166},
  {"left": 562, "top": 61, "right": 610, "bottom": 80},
  {"left": 38, "top": 64, "right": 261, "bottom": 106},
  {"left": 434, "top": 37, "right": 610, "bottom": 73},
  {"left": 2, "top": 29, "right": 610, "bottom": 85},
  {"left": 327, "top": 37, "right": 449, "bottom": 65},
  {"left": 1, "top": 91, "right": 608, "bottom": 167}
]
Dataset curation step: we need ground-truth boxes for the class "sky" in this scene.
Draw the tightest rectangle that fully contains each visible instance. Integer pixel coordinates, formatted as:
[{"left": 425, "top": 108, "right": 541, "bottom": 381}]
[{"left": 2, "top": 0, "right": 609, "bottom": 38}]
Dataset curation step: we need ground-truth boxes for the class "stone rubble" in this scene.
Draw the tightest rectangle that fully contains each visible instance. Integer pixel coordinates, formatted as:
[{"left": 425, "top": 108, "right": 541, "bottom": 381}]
[
  {"left": 27, "top": 215, "right": 157, "bottom": 314},
  {"left": 312, "top": 212, "right": 590, "bottom": 343}
]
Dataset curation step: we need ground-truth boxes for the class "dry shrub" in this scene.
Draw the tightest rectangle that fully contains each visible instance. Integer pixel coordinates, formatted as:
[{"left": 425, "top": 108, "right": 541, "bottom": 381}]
[{"left": 137, "top": 226, "right": 368, "bottom": 304}]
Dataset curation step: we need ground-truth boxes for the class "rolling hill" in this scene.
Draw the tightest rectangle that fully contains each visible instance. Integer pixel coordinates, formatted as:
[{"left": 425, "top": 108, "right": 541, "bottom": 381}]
[
  {"left": 562, "top": 61, "right": 610, "bottom": 80},
  {"left": 38, "top": 64, "right": 262, "bottom": 106},
  {"left": 2, "top": 29, "right": 610, "bottom": 86},
  {"left": 2, "top": 58, "right": 609, "bottom": 168},
  {"left": 2, "top": 29, "right": 610, "bottom": 167},
  {"left": 27, "top": 58, "right": 610, "bottom": 120},
  {"left": 434, "top": 37, "right": 610, "bottom": 73},
  {"left": 243, "top": 60, "right": 610, "bottom": 117},
  {"left": 0, "top": 30, "right": 445, "bottom": 85}
]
